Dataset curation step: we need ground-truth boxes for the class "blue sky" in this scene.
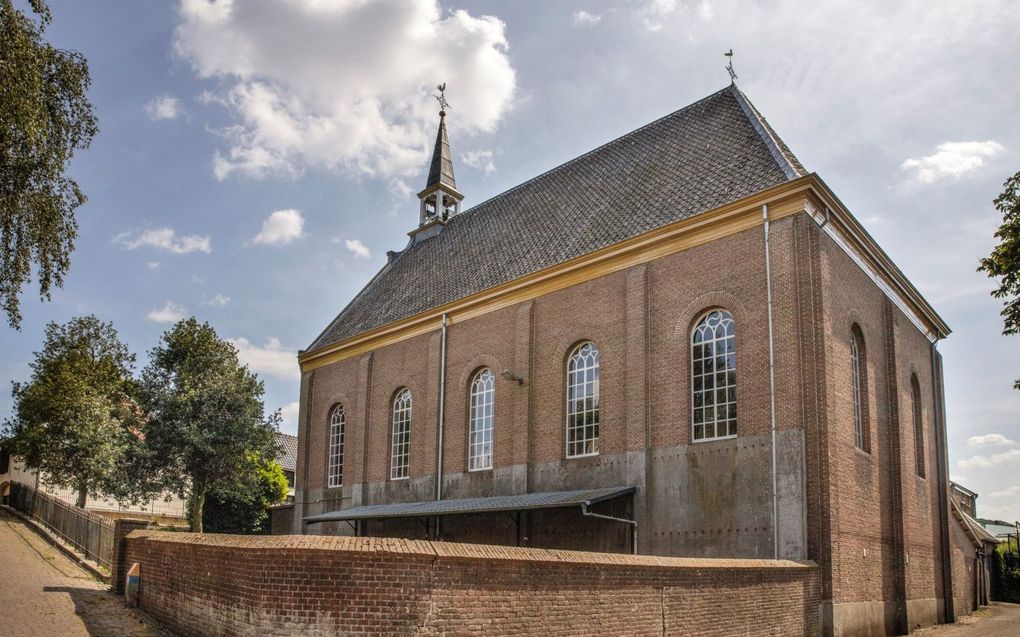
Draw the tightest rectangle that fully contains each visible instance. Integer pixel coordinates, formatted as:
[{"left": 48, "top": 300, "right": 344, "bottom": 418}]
[{"left": 2, "top": 0, "right": 1019, "bottom": 521}]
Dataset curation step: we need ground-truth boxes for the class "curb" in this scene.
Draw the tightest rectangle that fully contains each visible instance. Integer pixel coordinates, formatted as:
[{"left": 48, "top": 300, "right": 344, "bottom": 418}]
[{"left": 1, "top": 504, "right": 111, "bottom": 584}]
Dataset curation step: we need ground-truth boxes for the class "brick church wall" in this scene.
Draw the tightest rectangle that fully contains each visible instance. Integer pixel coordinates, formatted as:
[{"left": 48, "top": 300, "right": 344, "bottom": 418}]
[{"left": 122, "top": 530, "right": 820, "bottom": 637}]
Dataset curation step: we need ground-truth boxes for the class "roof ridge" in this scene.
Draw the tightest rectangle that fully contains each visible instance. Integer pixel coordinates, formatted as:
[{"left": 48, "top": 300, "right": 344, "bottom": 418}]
[{"left": 728, "top": 84, "right": 805, "bottom": 180}]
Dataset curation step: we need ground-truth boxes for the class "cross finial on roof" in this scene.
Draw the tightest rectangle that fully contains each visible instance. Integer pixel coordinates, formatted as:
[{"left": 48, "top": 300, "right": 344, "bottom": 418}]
[
  {"left": 724, "top": 49, "right": 738, "bottom": 84},
  {"left": 434, "top": 83, "right": 451, "bottom": 115}
]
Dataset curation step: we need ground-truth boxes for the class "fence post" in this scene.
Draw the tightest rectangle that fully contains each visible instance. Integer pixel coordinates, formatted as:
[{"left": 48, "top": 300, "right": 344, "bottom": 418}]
[{"left": 111, "top": 518, "right": 150, "bottom": 596}]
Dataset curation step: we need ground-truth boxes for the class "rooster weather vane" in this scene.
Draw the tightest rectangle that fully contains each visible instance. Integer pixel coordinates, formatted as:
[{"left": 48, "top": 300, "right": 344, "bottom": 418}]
[{"left": 435, "top": 83, "right": 451, "bottom": 114}]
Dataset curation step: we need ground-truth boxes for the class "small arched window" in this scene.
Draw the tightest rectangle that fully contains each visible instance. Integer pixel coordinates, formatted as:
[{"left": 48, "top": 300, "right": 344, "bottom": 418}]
[
  {"left": 566, "top": 342, "right": 600, "bottom": 457},
  {"left": 468, "top": 369, "right": 495, "bottom": 471},
  {"left": 390, "top": 389, "right": 412, "bottom": 480},
  {"left": 850, "top": 325, "right": 870, "bottom": 452},
  {"left": 327, "top": 405, "right": 346, "bottom": 488},
  {"left": 692, "top": 310, "right": 737, "bottom": 441},
  {"left": 912, "top": 374, "right": 925, "bottom": 477}
]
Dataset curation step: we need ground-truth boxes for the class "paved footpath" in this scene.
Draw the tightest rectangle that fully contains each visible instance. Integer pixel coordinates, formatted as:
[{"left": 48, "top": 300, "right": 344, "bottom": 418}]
[
  {"left": 912, "top": 602, "right": 1020, "bottom": 637},
  {"left": 0, "top": 509, "right": 175, "bottom": 637}
]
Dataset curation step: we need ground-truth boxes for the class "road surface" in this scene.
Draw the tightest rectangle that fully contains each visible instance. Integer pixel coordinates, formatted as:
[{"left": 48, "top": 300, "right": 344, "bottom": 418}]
[{"left": 0, "top": 508, "right": 173, "bottom": 637}]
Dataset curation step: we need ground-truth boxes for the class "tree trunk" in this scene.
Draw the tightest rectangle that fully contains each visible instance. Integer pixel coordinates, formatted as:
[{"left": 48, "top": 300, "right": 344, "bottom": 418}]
[
  {"left": 75, "top": 484, "right": 87, "bottom": 509},
  {"left": 190, "top": 488, "right": 206, "bottom": 533}
]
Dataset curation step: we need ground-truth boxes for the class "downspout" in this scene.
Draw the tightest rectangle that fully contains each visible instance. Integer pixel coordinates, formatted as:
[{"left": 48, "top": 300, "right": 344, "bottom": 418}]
[
  {"left": 435, "top": 314, "right": 449, "bottom": 502},
  {"left": 930, "top": 340, "right": 955, "bottom": 623},
  {"left": 581, "top": 501, "right": 638, "bottom": 555},
  {"left": 763, "top": 204, "right": 780, "bottom": 560},
  {"left": 432, "top": 313, "right": 449, "bottom": 541}
]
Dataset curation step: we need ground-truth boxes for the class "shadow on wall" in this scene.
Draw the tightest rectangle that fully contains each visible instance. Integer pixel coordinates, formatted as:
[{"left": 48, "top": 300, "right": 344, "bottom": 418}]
[{"left": 42, "top": 586, "right": 175, "bottom": 637}]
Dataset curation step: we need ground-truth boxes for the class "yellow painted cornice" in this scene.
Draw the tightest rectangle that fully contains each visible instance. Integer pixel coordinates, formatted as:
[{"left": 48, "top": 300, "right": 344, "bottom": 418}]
[{"left": 299, "top": 175, "right": 948, "bottom": 372}]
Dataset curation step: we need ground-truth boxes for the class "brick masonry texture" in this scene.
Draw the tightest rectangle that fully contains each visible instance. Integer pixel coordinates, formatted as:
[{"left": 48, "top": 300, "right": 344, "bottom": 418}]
[
  {"left": 123, "top": 530, "right": 820, "bottom": 637},
  {"left": 293, "top": 208, "right": 971, "bottom": 635}
]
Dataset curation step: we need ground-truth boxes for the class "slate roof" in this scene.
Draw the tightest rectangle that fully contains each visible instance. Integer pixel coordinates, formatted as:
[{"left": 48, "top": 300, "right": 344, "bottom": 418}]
[
  {"left": 303, "top": 485, "right": 635, "bottom": 523},
  {"left": 275, "top": 432, "right": 298, "bottom": 473},
  {"left": 309, "top": 84, "right": 806, "bottom": 352}
]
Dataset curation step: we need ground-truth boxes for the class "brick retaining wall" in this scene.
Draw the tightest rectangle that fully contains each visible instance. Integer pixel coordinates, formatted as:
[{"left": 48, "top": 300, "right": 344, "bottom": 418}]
[{"left": 121, "top": 531, "right": 819, "bottom": 636}]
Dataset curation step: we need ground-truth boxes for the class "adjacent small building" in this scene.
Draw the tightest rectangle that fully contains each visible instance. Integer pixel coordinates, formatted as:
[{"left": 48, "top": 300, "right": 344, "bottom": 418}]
[
  {"left": 0, "top": 449, "right": 186, "bottom": 521},
  {"left": 290, "top": 83, "right": 982, "bottom": 635}
]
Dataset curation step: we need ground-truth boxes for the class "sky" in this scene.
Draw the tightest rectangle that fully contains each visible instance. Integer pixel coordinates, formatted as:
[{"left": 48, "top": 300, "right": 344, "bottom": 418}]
[{"left": 2, "top": 0, "right": 1018, "bottom": 522}]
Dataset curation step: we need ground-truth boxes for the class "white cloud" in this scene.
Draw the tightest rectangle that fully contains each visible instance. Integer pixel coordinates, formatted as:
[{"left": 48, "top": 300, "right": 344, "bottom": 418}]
[
  {"left": 145, "top": 94, "right": 181, "bottom": 120},
  {"left": 146, "top": 301, "right": 188, "bottom": 323},
  {"left": 901, "top": 140, "right": 1005, "bottom": 184},
  {"left": 639, "top": 0, "right": 677, "bottom": 31},
  {"left": 202, "top": 293, "right": 231, "bottom": 307},
  {"left": 147, "top": 261, "right": 160, "bottom": 270},
  {"left": 345, "top": 239, "right": 371, "bottom": 259},
  {"left": 958, "top": 449, "right": 1020, "bottom": 470},
  {"left": 967, "top": 433, "right": 1016, "bottom": 449},
  {"left": 279, "top": 401, "right": 300, "bottom": 433},
  {"left": 253, "top": 209, "right": 304, "bottom": 246},
  {"left": 989, "top": 485, "right": 1020, "bottom": 499},
  {"left": 461, "top": 149, "right": 496, "bottom": 174},
  {"left": 175, "top": 0, "right": 516, "bottom": 180},
  {"left": 113, "top": 228, "right": 211, "bottom": 254},
  {"left": 227, "top": 337, "right": 299, "bottom": 380},
  {"left": 573, "top": 10, "right": 602, "bottom": 25}
]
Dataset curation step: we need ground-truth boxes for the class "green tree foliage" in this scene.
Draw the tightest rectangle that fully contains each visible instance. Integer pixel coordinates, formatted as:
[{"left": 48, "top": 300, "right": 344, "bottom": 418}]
[
  {"left": 979, "top": 170, "right": 1020, "bottom": 389},
  {"left": 3, "top": 315, "right": 137, "bottom": 507},
  {"left": 139, "top": 318, "right": 280, "bottom": 532},
  {"left": 200, "top": 454, "right": 288, "bottom": 535},
  {"left": 991, "top": 542, "right": 1020, "bottom": 603},
  {"left": 0, "top": 0, "right": 98, "bottom": 328}
]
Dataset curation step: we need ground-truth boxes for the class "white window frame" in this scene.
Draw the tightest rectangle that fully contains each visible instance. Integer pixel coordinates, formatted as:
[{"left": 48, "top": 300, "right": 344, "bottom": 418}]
[
  {"left": 327, "top": 405, "right": 346, "bottom": 488},
  {"left": 566, "top": 342, "right": 600, "bottom": 458},
  {"left": 851, "top": 329, "right": 865, "bottom": 451},
  {"left": 691, "top": 309, "right": 737, "bottom": 442},
  {"left": 390, "top": 389, "right": 412, "bottom": 480},
  {"left": 468, "top": 369, "right": 495, "bottom": 471}
]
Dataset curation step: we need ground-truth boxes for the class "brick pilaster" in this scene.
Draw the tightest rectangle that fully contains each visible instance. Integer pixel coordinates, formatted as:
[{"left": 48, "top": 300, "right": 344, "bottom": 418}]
[{"left": 111, "top": 518, "right": 149, "bottom": 595}]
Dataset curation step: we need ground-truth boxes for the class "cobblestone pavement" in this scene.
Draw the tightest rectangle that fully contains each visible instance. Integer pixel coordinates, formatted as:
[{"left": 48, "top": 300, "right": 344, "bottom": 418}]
[
  {"left": 911, "top": 602, "right": 1020, "bottom": 637},
  {"left": 0, "top": 509, "right": 175, "bottom": 637}
]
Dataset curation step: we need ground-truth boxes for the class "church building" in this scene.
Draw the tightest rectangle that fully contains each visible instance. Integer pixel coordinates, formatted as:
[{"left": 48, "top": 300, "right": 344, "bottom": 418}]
[{"left": 293, "top": 83, "right": 973, "bottom": 635}]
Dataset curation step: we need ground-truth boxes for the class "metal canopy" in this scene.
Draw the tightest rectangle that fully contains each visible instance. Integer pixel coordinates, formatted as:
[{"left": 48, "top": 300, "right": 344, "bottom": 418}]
[{"left": 302, "top": 486, "right": 635, "bottom": 525}]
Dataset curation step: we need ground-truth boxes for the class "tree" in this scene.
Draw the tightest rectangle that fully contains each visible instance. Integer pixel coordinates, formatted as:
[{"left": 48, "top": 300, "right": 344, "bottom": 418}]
[
  {"left": 139, "top": 318, "right": 280, "bottom": 532},
  {"left": 1, "top": 0, "right": 98, "bottom": 329},
  {"left": 201, "top": 454, "right": 288, "bottom": 534},
  {"left": 3, "top": 315, "right": 137, "bottom": 507},
  {"left": 979, "top": 170, "right": 1020, "bottom": 389}
]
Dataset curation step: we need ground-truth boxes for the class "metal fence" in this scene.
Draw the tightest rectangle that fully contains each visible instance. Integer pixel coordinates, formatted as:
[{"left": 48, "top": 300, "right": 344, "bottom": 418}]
[{"left": 6, "top": 481, "right": 114, "bottom": 570}]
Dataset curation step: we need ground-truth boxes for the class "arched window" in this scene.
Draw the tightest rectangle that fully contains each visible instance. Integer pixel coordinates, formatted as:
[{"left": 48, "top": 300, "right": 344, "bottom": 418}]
[
  {"left": 327, "top": 405, "right": 346, "bottom": 488},
  {"left": 912, "top": 374, "right": 925, "bottom": 477},
  {"left": 390, "top": 389, "right": 412, "bottom": 480},
  {"left": 850, "top": 325, "right": 869, "bottom": 452},
  {"left": 566, "top": 342, "right": 600, "bottom": 457},
  {"left": 692, "top": 310, "right": 737, "bottom": 441},
  {"left": 468, "top": 369, "right": 495, "bottom": 471}
]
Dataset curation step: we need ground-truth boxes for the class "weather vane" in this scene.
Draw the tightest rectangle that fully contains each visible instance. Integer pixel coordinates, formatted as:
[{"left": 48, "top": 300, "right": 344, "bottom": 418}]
[
  {"left": 434, "top": 83, "right": 451, "bottom": 114},
  {"left": 724, "top": 49, "right": 738, "bottom": 83}
]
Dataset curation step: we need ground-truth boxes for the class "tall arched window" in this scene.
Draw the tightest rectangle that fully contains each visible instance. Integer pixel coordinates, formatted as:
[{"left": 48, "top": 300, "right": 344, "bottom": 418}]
[
  {"left": 390, "top": 389, "right": 412, "bottom": 480},
  {"left": 692, "top": 310, "right": 737, "bottom": 441},
  {"left": 912, "top": 374, "right": 925, "bottom": 477},
  {"left": 327, "top": 405, "right": 346, "bottom": 488},
  {"left": 850, "top": 325, "right": 869, "bottom": 452},
  {"left": 468, "top": 369, "right": 495, "bottom": 471},
  {"left": 566, "top": 342, "right": 600, "bottom": 457}
]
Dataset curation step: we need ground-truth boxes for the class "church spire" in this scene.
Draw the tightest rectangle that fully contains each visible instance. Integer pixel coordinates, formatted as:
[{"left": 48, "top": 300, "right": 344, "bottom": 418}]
[
  {"left": 413, "top": 83, "right": 464, "bottom": 241},
  {"left": 426, "top": 108, "right": 457, "bottom": 191}
]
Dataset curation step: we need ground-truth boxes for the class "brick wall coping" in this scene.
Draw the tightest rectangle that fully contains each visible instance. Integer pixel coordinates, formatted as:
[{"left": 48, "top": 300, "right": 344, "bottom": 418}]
[{"left": 126, "top": 530, "right": 817, "bottom": 571}]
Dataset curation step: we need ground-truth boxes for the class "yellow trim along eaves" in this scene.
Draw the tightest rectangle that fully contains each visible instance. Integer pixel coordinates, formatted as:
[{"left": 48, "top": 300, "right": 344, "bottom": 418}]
[{"left": 299, "top": 174, "right": 944, "bottom": 372}]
